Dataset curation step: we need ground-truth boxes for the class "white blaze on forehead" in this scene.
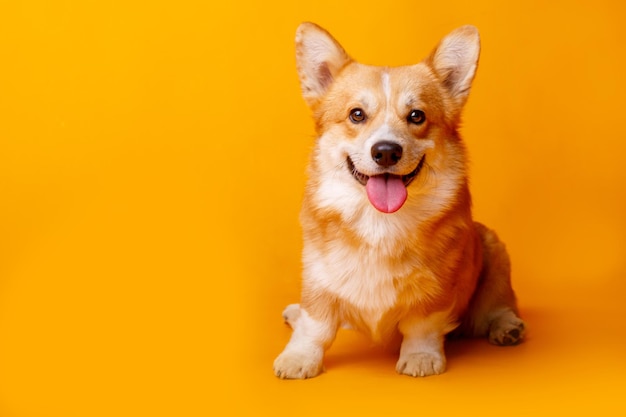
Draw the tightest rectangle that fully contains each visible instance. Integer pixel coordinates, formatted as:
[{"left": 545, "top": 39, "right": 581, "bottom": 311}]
[
  {"left": 360, "top": 72, "right": 396, "bottom": 150},
  {"left": 381, "top": 71, "right": 391, "bottom": 123},
  {"left": 382, "top": 71, "right": 391, "bottom": 102}
]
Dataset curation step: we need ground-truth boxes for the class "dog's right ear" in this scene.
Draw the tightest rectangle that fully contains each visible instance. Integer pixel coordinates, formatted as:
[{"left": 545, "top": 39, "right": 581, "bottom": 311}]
[{"left": 295, "top": 22, "right": 352, "bottom": 107}]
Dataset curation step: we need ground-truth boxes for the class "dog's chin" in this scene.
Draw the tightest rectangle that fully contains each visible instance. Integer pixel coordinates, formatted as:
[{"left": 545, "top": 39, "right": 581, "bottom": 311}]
[{"left": 346, "top": 155, "right": 426, "bottom": 187}]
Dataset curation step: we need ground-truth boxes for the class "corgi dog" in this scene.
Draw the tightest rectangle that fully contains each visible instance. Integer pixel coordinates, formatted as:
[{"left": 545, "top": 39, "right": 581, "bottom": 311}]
[{"left": 274, "top": 23, "right": 525, "bottom": 379}]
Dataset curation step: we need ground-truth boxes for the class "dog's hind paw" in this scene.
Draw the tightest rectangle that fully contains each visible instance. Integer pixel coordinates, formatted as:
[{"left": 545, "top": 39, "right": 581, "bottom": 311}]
[{"left": 489, "top": 310, "right": 525, "bottom": 346}]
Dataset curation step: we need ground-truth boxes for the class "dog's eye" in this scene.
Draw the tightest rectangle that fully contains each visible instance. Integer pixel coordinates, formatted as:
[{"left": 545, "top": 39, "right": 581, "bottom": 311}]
[
  {"left": 349, "top": 108, "right": 367, "bottom": 124},
  {"left": 407, "top": 109, "right": 426, "bottom": 125}
]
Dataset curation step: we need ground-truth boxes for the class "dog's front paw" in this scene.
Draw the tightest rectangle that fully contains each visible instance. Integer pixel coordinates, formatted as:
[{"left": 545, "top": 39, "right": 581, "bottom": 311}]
[
  {"left": 273, "top": 349, "right": 323, "bottom": 379},
  {"left": 396, "top": 352, "right": 446, "bottom": 377},
  {"left": 489, "top": 312, "right": 525, "bottom": 346}
]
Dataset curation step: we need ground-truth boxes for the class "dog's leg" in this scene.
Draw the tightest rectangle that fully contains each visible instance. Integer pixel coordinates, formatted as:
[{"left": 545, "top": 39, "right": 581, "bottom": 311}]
[
  {"left": 273, "top": 303, "right": 338, "bottom": 379},
  {"left": 396, "top": 310, "right": 457, "bottom": 377},
  {"left": 460, "top": 222, "right": 526, "bottom": 345}
]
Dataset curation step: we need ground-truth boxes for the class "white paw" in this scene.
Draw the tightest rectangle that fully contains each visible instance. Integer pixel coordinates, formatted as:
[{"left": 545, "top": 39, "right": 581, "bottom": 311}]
[
  {"left": 273, "top": 349, "right": 323, "bottom": 379},
  {"left": 489, "top": 314, "right": 525, "bottom": 346},
  {"left": 396, "top": 352, "right": 446, "bottom": 377}
]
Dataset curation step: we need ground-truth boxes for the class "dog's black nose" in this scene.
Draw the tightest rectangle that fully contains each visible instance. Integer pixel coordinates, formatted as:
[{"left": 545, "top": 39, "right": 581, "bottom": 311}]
[{"left": 371, "top": 141, "right": 403, "bottom": 167}]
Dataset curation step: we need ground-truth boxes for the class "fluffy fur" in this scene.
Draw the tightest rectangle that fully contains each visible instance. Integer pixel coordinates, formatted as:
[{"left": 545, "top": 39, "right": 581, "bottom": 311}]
[{"left": 274, "top": 23, "right": 525, "bottom": 378}]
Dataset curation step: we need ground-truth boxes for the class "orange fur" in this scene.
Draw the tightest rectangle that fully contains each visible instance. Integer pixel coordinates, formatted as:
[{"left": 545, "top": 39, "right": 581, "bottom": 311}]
[{"left": 274, "top": 23, "right": 525, "bottom": 379}]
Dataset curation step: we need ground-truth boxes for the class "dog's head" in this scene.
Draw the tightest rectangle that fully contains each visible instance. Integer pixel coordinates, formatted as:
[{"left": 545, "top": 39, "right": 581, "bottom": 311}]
[{"left": 296, "top": 23, "right": 480, "bottom": 214}]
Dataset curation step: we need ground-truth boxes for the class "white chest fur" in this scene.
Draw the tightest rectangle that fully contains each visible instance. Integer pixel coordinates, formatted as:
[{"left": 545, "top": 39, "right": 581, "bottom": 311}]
[{"left": 302, "top": 215, "right": 424, "bottom": 337}]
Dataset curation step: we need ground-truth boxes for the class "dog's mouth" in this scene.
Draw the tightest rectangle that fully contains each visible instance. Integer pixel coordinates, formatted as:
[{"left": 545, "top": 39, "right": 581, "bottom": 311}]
[{"left": 346, "top": 155, "right": 426, "bottom": 214}]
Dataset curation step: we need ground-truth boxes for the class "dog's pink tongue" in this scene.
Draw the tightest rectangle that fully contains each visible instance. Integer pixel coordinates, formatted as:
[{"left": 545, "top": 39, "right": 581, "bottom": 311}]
[{"left": 366, "top": 175, "right": 407, "bottom": 213}]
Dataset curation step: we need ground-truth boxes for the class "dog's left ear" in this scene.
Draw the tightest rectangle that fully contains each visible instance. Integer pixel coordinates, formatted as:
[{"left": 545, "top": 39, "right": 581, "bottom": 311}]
[
  {"left": 427, "top": 25, "right": 480, "bottom": 107},
  {"left": 295, "top": 22, "right": 352, "bottom": 108}
]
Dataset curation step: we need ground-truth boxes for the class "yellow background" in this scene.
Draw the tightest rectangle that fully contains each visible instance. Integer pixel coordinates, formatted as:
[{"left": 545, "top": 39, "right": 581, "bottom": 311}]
[{"left": 1, "top": 0, "right": 625, "bottom": 415}]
